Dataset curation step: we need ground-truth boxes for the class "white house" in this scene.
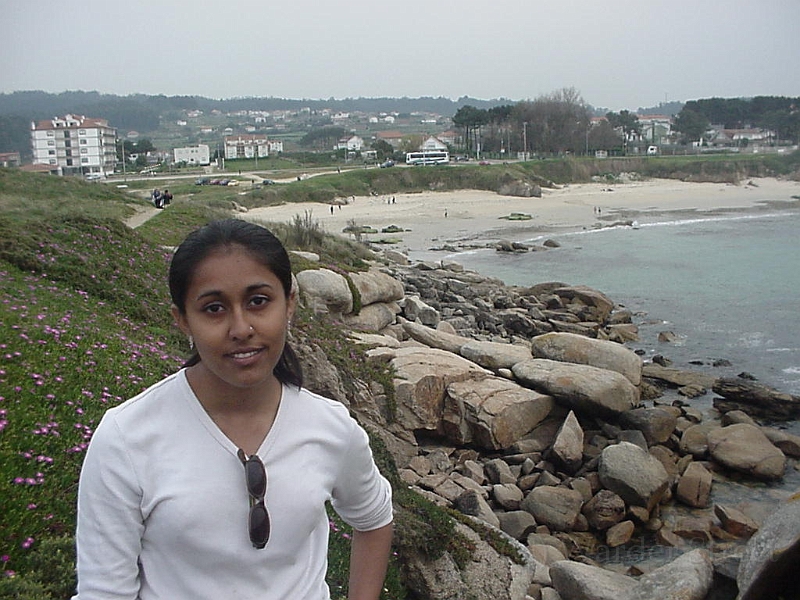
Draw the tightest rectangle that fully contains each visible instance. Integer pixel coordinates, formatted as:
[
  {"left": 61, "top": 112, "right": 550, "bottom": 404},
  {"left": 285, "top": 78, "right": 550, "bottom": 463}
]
[
  {"left": 174, "top": 144, "right": 210, "bottom": 166},
  {"left": 31, "top": 114, "right": 117, "bottom": 177},
  {"left": 420, "top": 136, "right": 448, "bottom": 151},
  {"left": 337, "top": 135, "right": 364, "bottom": 151}
]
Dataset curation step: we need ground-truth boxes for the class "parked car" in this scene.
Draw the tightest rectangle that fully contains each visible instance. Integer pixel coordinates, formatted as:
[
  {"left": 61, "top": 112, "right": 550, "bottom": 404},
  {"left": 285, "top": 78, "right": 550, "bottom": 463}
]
[
  {"left": 380, "top": 160, "right": 395, "bottom": 168},
  {"left": 195, "top": 177, "right": 210, "bottom": 185},
  {"left": 262, "top": 179, "right": 276, "bottom": 185}
]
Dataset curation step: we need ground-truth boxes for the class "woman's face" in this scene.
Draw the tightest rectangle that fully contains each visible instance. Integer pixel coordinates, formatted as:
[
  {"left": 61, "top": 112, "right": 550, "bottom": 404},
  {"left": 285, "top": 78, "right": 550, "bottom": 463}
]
[{"left": 172, "top": 245, "right": 295, "bottom": 395}]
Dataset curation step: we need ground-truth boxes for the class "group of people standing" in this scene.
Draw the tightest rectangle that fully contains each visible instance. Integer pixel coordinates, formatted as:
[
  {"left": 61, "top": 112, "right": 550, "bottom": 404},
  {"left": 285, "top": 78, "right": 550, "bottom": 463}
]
[{"left": 151, "top": 188, "right": 173, "bottom": 209}]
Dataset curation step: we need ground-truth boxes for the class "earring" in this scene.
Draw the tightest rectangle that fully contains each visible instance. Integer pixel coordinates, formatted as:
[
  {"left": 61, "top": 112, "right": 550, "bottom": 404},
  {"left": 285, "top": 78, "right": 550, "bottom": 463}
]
[{"left": 188, "top": 335, "right": 194, "bottom": 350}]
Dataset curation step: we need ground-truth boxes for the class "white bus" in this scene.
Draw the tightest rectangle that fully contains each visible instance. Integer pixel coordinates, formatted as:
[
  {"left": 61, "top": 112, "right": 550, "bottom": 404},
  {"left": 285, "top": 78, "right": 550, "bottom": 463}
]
[{"left": 405, "top": 150, "right": 450, "bottom": 165}]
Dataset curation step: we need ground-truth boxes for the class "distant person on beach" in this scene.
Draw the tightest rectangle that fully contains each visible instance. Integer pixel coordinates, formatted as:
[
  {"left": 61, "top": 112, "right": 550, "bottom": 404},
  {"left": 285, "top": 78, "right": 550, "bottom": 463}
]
[{"left": 71, "top": 219, "right": 394, "bottom": 599}]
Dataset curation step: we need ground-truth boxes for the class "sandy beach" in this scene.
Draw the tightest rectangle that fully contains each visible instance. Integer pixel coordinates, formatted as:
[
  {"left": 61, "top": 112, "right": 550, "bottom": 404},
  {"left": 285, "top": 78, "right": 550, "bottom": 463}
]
[{"left": 243, "top": 177, "right": 800, "bottom": 260}]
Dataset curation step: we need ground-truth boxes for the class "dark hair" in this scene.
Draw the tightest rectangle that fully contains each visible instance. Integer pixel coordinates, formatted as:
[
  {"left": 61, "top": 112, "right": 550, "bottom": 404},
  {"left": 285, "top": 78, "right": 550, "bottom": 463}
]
[{"left": 169, "top": 218, "right": 303, "bottom": 388}]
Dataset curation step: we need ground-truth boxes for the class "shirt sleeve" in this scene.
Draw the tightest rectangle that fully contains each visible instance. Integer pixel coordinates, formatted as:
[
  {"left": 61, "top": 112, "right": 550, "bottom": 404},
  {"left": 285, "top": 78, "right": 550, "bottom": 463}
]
[
  {"left": 330, "top": 419, "right": 393, "bottom": 532},
  {"left": 72, "top": 412, "right": 144, "bottom": 600}
]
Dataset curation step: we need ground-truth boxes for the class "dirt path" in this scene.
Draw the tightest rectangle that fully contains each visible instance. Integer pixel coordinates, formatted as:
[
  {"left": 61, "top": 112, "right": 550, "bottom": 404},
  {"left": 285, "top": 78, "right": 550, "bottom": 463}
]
[{"left": 124, "top": 205, "right": 161, "bottom": 229}]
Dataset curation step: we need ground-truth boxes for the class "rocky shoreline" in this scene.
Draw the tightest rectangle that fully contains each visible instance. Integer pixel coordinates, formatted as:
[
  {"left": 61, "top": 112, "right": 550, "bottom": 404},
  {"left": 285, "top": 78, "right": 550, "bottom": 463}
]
[{"left": 291, "top": 251, "right": 800, "bottom": 600}]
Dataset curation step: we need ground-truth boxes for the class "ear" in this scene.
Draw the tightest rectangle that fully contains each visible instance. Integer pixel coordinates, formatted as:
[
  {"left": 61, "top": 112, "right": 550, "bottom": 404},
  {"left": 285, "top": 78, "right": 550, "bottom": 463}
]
[
  {"left": 286, "top": 289, "right": 298, "bottom": 323},
  {"left": 172, "top": 305, "right": 190, "bottom": 336}
]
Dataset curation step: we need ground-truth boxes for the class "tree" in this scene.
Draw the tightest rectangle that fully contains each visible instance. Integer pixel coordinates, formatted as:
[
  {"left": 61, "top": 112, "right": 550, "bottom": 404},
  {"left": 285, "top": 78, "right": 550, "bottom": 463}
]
[
  {"left": 452, "top": 105, "right": 488, "bottom": 156},
  {"left": 673, "top": 108, "right": 710, "bottom": 144},
  {"left": 299, "top": 127, "right": 346, "bottom": 151},
  {"left": 370, "top": 139, "right": 395, "bottom": 161},
  {"left": 605, "top": 110, "right": 641, "bottom": 140},
  {"left": 588, "top": 120, "right": 624, "bottom": 153},
  {"left": 511, "top": 88, "right": 590, "bottom": 155}
]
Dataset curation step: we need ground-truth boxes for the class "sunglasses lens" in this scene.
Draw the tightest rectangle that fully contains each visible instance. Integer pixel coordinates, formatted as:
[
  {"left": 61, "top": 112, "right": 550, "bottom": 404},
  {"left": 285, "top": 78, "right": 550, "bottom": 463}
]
[
  {"left": 245, "top": 457, "right": 267, "bottom": 498},
  {"left": 249, "top": 503, "right": 270, "bottom": 549}
]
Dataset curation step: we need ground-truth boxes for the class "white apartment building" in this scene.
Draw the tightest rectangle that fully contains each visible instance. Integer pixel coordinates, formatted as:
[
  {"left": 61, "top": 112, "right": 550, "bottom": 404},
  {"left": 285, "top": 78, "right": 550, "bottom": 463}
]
[
  {"left": 31, "top": 114, "right": 117, "bottom": 176},
  {"left": 223, "top": 134, "right": 269, "bottom": 160},
  {"left": 174, "top": 144, "right": 210, "bottom": 166}
]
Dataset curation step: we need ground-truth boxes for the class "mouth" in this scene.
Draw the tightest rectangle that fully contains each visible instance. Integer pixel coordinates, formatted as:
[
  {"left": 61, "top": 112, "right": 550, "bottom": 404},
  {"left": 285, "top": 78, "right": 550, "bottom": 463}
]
[{"left": 227, "top": 348, "right": 263, "bottom": 360}]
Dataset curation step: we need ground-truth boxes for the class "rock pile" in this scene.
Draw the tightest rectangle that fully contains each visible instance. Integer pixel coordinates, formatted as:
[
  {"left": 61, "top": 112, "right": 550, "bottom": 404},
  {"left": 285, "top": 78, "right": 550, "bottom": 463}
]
[{"left": 291, "top": 253, "right": 800, "bottom": 600}]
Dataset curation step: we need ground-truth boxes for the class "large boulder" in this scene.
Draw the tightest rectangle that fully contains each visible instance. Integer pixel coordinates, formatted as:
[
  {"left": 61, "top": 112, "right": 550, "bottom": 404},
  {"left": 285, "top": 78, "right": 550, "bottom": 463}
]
[
  {"left": 530, "top": 332, "right": 642, "bottom": 385},
  {"left": 550, "top": 548, "right": 713, "bottom": 600},
  {"left": 295, "top": 268, "right": 353, "bottom": 315},
  {"left": 343, "top": 302, "right": 399, "bottom": 332},
  {"left": 712, "top": 377, "right": 800, "bottom": 420},
  {"left": 402, "top": 517, "right": 537, "bottom": 600},
  {"left": 349, "top": 269, "right": 405, "bottom": 306},
  {"left": 520, "top": 486, "right": 584, "bottom": 532},
  {"left": 390, "top": 346, "right": 490, "bottom": 436},
  {"left": 552, "top": 285, "right": 615, "bottom": 323},
  {"left": 706, "top": 423, "right": 786, "bottom": 481},
  {"left": 512, "top": 359, "right": 639, "bottom": 418},
  {"left": 598, "top": 441, "right": 670, "bottom": 511},
  {"left": 618, "top": 407, "right": 677, "bottom": 446},
  {"left": 460, "top": 340, "right": 532, "bottom": 371},
  {"left": 737, "top": 496, "right": 800, "bottom": 600},
  {"left": 444, "top": 377, "right": 554, "bottom": 450},
  {"left": 401, "top": 318, "right": 468, "bottom": 354}
]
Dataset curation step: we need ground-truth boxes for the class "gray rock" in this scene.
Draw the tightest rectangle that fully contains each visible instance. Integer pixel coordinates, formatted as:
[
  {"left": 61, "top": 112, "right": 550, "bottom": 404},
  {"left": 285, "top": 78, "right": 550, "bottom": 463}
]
[
  {"left": 295, "top": 268, "right": 353, "bottom": 314},
  {"left": 675, "top": 461, "right": 713, "bottom": 508},
  {"left": 453, "top": 489, "right": 501, "bottom": 528},
  {"left": 520, "top": 486, "right": 584, "bottom": 532},
  {"left": 498, "top": 510, "right": 538, "bottom": 541},
  {"left": 706, "top": 423, "right": 786, "bottom": 481},
  {"left": 737, "top": 497, "right": 800, "bottom": 600},
  {"left": 582, "top": 489, "right": 626, "bottom": 530},
  {"left": 460, "top": 339, "right": 533, "bottom": 371},
  {"left": 530, "top": 332, "right": 642, "bottom": 385},
  {"left": 343, "top": 301, "right": 399, "bottom": 332},
  {"left": 390, "top": 346, "right": 490, "bottom": 434},
  {"left": 598, "top": 442, "right": 670, "bottom": 511},
  {"left": 513, "top": 359, "right": 640, "bottom": 418},
  {"left": 444, "top": 377, "right": 554, "bottom": 450},
  {"left": 618, "top": 407, "right": 677, "bottom": 446},
  {"left": 349, "top": 268, "right": 405, "bottom": 305},
  {"left": 551, "top": 410, "right": 584, "bottom": 474},
  {"left": 550, "top": 548, "right": 713, "bottom": 600},
  {"left": 712, "top": 377, "right": 800, "bottom": 420},
  {"left": 401, "top": 318, "right": 468, "bottom": 354}
]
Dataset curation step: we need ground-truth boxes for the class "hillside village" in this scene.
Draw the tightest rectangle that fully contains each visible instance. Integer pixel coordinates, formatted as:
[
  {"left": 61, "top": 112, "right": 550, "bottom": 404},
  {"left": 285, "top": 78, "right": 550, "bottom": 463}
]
[{"left": 2, "top": 95, "right": 796, "bottom": 178}]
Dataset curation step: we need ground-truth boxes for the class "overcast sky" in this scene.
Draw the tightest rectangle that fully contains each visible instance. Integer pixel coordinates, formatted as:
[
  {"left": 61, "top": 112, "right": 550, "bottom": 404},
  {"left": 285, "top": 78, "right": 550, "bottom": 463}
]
[{"left": 2, "top": 0, "right": 798, "bottom": 111}]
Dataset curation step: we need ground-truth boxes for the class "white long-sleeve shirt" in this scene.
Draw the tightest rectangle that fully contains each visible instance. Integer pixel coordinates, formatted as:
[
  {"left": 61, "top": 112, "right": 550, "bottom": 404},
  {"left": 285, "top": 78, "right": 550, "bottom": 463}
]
[{"left": 73, "top": 369, "right": 393, "bottom": 600}]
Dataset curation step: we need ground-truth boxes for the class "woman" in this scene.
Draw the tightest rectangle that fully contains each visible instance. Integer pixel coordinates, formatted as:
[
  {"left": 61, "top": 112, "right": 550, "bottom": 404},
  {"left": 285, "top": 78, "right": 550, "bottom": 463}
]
[{"left": 73, "top": 219, "right": 394, "bottom": 599}]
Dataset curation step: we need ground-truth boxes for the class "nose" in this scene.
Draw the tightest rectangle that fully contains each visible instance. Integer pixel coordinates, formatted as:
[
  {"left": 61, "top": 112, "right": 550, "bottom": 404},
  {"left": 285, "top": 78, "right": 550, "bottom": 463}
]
[{"left": 229, "top": 310, "right": 254, "bottom": 340}]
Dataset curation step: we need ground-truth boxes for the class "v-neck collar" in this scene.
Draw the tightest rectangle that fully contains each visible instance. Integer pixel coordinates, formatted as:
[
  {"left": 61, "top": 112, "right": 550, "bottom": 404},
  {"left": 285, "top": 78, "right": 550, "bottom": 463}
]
[{"left": 177, "top": 368, "right": 283, "bottom": 458}]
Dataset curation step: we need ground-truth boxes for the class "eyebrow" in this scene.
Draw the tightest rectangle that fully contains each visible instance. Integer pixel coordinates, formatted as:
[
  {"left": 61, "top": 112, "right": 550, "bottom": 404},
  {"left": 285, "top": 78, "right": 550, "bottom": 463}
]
[{"left": 194, "top": 282, "right": 277, "bottom": 302}]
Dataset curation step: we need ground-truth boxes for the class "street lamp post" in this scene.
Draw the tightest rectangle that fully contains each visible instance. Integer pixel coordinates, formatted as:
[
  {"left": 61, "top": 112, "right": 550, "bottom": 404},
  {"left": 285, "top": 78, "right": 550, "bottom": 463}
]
[{"left": 523, "top": 122, "right": 528, "bottom": 160}]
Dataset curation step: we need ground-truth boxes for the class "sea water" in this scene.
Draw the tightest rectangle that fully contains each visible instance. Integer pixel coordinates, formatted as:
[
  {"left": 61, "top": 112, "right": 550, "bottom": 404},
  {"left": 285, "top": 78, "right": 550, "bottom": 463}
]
[{"left": 446, "top": 208, "right": 800, "bottom": 397}]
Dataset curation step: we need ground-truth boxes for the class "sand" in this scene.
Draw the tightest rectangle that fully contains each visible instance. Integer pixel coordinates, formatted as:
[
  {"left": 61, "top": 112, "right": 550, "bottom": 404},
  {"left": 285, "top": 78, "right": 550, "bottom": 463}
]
[{"left": 243, "top": 177, "right": 800, "bottom": 260}]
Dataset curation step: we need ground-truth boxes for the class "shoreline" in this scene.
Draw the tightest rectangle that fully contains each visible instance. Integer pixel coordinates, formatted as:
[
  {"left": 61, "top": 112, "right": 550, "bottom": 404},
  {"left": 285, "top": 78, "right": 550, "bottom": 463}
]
[{"left": 243, "top": 177, "right": 800, "bottom": 260}]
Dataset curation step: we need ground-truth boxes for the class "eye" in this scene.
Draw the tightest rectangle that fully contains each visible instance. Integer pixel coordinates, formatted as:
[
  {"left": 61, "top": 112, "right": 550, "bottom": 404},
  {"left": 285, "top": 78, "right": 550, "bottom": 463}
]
[
  {"left": 202, "top": 302, "right": 225, "bottom": 314},
  {"left": 249, "top": 295, "right": 270, "bottom": 308}
]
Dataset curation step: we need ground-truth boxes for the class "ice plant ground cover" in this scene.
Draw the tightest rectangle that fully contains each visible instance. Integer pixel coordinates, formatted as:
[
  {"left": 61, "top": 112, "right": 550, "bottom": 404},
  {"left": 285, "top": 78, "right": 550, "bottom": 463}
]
[{"left": 0, "top": 218, "right": 183, "bottom": 580}]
